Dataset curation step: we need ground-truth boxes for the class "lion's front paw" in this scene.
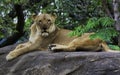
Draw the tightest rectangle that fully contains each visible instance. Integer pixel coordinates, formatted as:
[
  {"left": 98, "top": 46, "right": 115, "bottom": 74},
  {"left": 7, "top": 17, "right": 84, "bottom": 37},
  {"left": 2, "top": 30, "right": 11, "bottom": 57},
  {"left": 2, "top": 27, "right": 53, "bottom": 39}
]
[
  {"left": 48, "top": 44, "right": 64, "bottom": 52},
  {"left": 48, "top": 44, "right": 56, "bottom": 51},
  {"left": 6, "top": 51, "right": 17, "bottom": 61}
]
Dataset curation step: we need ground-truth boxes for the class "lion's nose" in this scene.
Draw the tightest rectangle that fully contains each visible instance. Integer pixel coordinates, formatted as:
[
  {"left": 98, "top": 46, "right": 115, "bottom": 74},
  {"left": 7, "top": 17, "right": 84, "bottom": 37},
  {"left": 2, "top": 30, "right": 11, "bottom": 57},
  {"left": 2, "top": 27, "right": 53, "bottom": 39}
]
[
  {"left": 42, "top": 27, "right": 47, "bottom": 32},
  {"left": 43, "top": 27, "right": 47, "bottom": 30}
]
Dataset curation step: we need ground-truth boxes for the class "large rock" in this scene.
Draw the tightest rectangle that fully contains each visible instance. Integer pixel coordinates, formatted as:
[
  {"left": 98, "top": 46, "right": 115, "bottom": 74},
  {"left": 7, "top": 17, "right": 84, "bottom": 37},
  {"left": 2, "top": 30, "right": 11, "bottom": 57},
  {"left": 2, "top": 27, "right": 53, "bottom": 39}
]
[{"left": 0, "top": 45, "right": 120, "bottom": 75}]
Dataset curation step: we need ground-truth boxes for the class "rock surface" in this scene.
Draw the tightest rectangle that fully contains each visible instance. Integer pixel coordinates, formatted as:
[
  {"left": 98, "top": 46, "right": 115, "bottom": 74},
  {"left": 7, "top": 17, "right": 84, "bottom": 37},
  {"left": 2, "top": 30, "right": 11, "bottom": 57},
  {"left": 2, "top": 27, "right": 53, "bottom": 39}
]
[{"left": 0, "top": 45, "right": 120, "bottom": 75}]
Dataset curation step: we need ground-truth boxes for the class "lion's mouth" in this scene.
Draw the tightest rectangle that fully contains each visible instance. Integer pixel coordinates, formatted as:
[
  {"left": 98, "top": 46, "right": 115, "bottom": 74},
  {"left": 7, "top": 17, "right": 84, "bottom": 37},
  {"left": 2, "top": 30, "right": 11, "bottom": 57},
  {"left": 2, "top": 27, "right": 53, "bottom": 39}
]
[
  {"left": 41, "top": 32, "right": 49, "bottom": 37},
  {"left": 41, "top": 29, "right": 50, "bottom": 37}
]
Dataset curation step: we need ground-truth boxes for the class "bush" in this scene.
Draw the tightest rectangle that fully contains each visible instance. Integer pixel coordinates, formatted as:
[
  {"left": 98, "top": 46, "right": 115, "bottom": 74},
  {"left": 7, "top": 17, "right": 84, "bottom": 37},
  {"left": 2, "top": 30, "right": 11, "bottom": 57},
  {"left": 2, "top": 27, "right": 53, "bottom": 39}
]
[{"left": 69, "top": 17, "right": 120, "bottom": 50}]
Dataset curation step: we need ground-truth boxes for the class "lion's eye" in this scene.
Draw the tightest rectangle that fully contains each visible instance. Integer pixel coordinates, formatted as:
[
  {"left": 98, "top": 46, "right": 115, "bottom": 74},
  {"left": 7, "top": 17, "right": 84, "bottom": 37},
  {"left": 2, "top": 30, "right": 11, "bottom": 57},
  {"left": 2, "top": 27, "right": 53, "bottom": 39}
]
[
  {"left": 47, "top": 19, "right": 51, "bottom": 24},
  {"left": 38, "top": 20, "right": 42, "bottom": 24},
  {"left": 37, "top": 20, "right": 42, "bottom": 25},
  {"left": 48, "top": 19, "right": 51, "bottom": 22},
  {"left": 39, "top": 20, "right": 41, "bottom": 23}
]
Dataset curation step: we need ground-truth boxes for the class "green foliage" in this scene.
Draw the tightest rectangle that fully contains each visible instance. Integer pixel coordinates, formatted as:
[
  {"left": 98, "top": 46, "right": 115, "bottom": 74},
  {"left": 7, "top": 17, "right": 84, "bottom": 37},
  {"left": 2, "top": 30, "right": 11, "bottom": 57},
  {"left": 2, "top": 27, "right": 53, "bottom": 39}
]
[
  {"left": 0, "top": 0, "right": 107, "bottom": 39},
  {"left": 69, "top": 17, "right": 119, "bottom": 42},
  {"left": 23, "top": 17, "right": 33, "bottom": 38},
  {"left": 109, "top": 45, "right": 120, "bottom": 50},
  {"left": 24, "top": 17, "right": 32, "bottom": 31},
  {"left": 4, "top": 0, "right": 29, "bottom": 4}
]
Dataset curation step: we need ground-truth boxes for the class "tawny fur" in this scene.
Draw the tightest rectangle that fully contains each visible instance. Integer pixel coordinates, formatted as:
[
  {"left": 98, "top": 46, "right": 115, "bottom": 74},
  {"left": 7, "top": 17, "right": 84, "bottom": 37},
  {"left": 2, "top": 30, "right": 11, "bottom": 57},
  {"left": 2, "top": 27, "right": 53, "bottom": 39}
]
[{"left": 6, "top": 14, "right": 119, "bottom": 61}]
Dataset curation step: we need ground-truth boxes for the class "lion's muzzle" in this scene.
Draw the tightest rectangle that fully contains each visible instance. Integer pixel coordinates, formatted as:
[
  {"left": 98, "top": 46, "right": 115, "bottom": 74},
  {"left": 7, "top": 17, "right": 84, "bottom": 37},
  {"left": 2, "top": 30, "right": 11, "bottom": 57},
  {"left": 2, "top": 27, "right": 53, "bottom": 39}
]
[{"left": 41, "top": 32, "right": 49, "bottom": 37}]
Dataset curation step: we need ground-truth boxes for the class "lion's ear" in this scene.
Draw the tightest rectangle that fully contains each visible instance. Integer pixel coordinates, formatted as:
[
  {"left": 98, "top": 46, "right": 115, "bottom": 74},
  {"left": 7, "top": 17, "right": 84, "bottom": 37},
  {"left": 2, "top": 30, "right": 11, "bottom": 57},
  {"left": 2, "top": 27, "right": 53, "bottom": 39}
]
[
  {"left": 51, "top": 13, "right": 57, "bottom": 19},
  {"left": 31, "top": 13, "right": 37, "bottom": 21}
]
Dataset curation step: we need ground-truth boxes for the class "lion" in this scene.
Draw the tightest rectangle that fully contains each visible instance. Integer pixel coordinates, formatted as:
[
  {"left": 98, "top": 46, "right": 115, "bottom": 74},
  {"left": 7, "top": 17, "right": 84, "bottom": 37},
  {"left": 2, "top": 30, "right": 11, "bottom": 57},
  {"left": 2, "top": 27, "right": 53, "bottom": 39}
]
[{"left": 6, "top": 13, "right": 119, "bottom": 61}]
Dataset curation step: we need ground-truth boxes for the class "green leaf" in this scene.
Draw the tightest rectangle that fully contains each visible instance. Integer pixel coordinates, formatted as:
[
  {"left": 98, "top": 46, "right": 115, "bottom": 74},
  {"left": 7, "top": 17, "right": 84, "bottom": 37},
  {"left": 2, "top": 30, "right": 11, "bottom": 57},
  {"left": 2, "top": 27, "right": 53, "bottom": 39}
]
[{"left": 109, "top": 45, "right": 120, "bottom": 50}]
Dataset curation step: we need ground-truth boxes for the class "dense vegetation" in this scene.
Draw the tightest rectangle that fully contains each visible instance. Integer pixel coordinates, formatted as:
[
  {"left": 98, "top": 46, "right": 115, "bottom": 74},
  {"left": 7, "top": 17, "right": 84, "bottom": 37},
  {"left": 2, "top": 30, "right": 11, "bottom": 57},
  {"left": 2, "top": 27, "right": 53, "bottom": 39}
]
[{"left": 0, "top": 0, "right": 120, "bottom": 50}]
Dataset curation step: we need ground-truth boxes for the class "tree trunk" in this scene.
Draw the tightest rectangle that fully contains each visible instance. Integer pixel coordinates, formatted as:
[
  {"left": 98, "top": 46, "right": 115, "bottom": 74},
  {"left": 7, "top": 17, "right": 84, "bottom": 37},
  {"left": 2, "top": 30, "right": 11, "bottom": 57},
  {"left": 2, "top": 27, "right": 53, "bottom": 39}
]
[
  {"left": 113, "top": 0, "right": 120, "bottom": 46},
  {"left": 113, "top": 0, "right": 120, "bottom": 31},
  {"left": 0, "top": 4, "right": 25, "bottom": 48}
]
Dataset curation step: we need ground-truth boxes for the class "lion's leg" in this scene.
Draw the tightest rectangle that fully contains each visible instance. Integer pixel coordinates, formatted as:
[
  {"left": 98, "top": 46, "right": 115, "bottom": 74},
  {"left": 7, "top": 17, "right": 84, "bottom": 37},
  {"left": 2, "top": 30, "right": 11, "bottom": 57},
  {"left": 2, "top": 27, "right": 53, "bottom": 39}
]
[
  {"left": 48, "top": 44, "right": 76, "bottom": 51},
  {"left": 15, "top": 43, "right": 28, "bottom": 49},
  {"left": 49, "top": 38, "right": 103, "bottom": 52},
  {"left": 6, "top": 37, "right": 41, "bottom": 61},
  {"left": 15, "top": 44, "right": 24, "bottom": 49},
  {"left": 6, "top": 43, "right": 40, "bottom": 61},
  {"left": 49, "top": 39, "right": 81, "bottom": 51}
]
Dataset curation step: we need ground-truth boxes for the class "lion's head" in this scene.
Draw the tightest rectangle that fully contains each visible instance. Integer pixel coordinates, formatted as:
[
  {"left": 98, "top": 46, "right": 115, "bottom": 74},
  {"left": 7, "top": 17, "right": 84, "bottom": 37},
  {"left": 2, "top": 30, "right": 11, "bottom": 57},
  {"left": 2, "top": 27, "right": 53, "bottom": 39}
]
[{"left": 32, "top": 13, "right": 57, "bottom": 37}]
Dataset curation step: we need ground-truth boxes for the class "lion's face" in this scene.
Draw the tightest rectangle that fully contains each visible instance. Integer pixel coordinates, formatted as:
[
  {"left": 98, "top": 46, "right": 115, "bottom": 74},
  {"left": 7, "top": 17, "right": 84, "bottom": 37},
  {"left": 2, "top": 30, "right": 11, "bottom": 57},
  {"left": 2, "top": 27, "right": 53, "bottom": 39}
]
[{"left": 33, "top": 14, "right": 57, "bottom": 37}]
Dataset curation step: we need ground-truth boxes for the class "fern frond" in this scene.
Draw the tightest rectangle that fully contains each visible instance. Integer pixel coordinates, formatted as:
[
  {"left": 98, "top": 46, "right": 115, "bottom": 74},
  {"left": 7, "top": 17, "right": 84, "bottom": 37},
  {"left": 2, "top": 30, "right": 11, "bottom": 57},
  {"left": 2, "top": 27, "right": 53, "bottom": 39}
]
[
  {"left": 109, "top": 45, "right": 120, "bottom": 50},
  {"left": 69, "top": 17, "right": 119, "bottom": 43},
  {"left": 90, "top": 27, "right": 119, "bottom": 41},
  {"left": 98, "top": 17, "right": 114, "bottom": 27}
]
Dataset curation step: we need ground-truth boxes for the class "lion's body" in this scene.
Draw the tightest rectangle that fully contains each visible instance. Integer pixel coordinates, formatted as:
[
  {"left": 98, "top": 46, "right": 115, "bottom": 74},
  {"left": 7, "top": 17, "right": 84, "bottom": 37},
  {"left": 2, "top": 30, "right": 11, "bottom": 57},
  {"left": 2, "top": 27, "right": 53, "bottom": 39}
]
[
  {"left": 6, "top": 13, "right": 119, "bottom": 61},
  {"left": 29, "top": 24, "right": 76, "bottom": 50}
]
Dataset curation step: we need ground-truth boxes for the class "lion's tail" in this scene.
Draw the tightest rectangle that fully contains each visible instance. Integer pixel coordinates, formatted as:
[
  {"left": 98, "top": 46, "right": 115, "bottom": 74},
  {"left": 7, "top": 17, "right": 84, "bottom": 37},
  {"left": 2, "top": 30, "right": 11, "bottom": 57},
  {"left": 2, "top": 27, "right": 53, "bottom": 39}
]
[
  {"left": 101, "top": 42, "right": 120, "bottom": 52},
  {"left": 106, "top": 49, "right": 120, "bottom": 52}
]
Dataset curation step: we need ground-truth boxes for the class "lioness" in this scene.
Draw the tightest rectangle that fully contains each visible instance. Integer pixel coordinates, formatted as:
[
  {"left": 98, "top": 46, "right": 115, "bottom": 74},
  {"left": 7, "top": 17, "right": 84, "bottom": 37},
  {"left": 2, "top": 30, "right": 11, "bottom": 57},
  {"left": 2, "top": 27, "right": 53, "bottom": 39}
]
[{"left": 6, "top": 13, "right": 119, "bottom": 61}]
